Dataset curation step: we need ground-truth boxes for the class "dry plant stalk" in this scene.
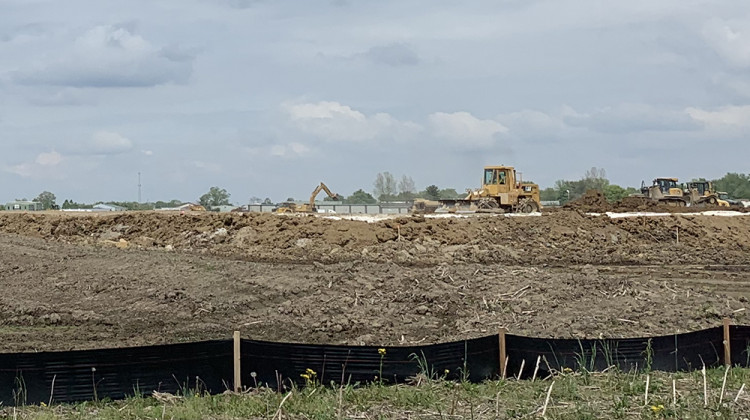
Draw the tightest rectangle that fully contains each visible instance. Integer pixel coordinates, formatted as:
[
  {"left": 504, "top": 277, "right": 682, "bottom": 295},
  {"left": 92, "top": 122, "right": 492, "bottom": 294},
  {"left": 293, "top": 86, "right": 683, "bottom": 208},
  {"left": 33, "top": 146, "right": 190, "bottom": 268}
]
[
  {"left": 517, "top": 359, "right": 526, "bottom": 381},
  {"left": 702, "top": 363, "right": 708, "bottom": 407},
  {"left": 532, "top": 356, "right": 541, "bottom": 382},
  {"left": 735, "top": 383, "right": 745, "bottom": 403},
  {"left": 541, "top": 381, "right": 555, "bottom": 417},
  {"left": 720, "top": 366, "right": 730, "bottom": 404}
]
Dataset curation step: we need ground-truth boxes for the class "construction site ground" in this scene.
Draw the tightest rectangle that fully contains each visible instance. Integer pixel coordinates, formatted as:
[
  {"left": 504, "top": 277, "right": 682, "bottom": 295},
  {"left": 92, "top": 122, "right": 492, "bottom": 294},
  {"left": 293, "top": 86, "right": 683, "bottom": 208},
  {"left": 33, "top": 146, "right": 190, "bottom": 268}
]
[{"left": 0, "top": 205, "right": 749, "bottom": 352}]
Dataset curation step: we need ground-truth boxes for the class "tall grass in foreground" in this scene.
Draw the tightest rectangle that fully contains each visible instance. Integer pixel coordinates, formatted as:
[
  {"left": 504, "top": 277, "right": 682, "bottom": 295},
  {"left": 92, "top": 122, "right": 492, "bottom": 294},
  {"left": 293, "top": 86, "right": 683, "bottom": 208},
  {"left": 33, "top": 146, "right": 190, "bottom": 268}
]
[{"left": 5, "top": 367, "right": 750, "bottom": 419}]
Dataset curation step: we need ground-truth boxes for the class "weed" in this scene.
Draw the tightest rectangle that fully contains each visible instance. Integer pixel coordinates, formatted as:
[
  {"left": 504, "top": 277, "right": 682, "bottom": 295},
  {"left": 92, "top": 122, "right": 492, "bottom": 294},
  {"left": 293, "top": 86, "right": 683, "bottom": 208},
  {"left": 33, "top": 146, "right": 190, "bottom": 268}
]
[
  {"left": 643, "top": 338, "right": 654, "bottom": 373},
  {"left": 13, "top": 374, "right": 27, "bottom": 407}
]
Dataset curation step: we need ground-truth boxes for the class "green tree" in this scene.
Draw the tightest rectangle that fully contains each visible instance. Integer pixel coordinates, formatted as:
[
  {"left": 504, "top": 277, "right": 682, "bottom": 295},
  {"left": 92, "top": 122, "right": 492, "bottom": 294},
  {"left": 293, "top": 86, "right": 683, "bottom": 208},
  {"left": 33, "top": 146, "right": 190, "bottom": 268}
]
[
  {"left": 199, "top": 187, "right": 231, "bottom": 209},
  {"left": 540, "top": 187, "right": 557, "bottom": 201},
  {"left": 345, "top": 189, "right": 377, "bottom": 204},
  {"left": 438, "top": 188, "right": 460, "bottom": 199},
  {"left": 713, "top": 173, "right": 750, "bottom": 199},
  {"left": 33, "top": 191, "right": 57, "bottom": 210},
  {"left": 395, "top": 191, "right": 417, "bottom": 201},
  {"left": 154, "top": 199, "right": 183, "bottom": 209},
  {"left": 603, "top": 185, "right": 638, "bottom": 202},
  {"left": 423, "top": 185, "right": 440, "bottom": 200}
]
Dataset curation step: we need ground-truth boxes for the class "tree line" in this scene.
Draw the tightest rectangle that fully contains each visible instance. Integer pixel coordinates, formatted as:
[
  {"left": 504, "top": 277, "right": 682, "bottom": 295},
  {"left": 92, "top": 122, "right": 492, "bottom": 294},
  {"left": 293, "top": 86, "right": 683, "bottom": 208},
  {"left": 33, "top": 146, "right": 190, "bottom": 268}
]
[
  {"left": 540, "top": 168, "right": 750, "bottom": 204},
  {"left": 6, "top": 170, "right": 750, "bottom": 211}
]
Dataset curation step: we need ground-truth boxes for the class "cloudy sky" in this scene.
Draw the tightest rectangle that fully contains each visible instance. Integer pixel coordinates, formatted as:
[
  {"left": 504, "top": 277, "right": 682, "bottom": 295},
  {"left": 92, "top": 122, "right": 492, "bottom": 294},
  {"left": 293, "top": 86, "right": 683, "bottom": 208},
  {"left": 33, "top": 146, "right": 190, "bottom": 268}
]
[{"left": 2, "top": 0, "right": 749, "bottom": 204}]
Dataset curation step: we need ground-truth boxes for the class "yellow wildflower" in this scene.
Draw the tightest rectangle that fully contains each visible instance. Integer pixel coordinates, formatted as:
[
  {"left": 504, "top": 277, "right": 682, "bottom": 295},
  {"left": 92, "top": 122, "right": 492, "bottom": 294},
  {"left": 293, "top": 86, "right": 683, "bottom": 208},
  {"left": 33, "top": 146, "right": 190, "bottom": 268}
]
[
  {"left": 650, "top": 404, "right": 664, "bottom": 414},
  {"left": 378, "top": 348, "right": 387, "bottom": 356}
]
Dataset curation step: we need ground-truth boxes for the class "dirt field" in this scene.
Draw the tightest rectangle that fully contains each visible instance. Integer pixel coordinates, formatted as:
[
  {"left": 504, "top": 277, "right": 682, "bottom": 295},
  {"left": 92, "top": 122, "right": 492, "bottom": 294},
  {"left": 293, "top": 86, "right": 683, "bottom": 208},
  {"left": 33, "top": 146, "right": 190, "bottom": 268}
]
[{"left": 0, "top": 210, "right": 749, "bottom": 352}]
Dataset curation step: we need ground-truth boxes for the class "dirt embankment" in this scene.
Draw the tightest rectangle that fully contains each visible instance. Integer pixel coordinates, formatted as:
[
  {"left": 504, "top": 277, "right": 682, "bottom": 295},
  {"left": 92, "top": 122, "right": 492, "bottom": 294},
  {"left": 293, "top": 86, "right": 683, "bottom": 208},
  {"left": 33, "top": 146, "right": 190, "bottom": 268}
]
[
  {"left": 0, "top": 232, "right": 747, "bottom": 351},
  {"left": 1, "top": 211, "right": 749, "bottom": 267},
  {"left": 0, "top": 211, "right": 749, "bottom": 351},
  {"left": 564, "top": 190, "right": 749, "bottom": 213}
]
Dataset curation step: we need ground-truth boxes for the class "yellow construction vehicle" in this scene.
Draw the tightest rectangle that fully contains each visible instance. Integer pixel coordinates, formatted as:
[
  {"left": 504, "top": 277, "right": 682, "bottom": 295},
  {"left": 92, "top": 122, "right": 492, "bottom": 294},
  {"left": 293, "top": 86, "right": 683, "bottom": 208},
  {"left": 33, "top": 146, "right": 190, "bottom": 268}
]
[
  {"left": 685, "top": 181, "right": 729, "bottom": 207},
  {"left": 412, "top": 165, "right": 542, "bottom": 214},
  {"left": 274, "top": 182, "right": 340, "bottom": 214},
  {"left": 633, "top": 178, "right": 688, "bottom": 206}
]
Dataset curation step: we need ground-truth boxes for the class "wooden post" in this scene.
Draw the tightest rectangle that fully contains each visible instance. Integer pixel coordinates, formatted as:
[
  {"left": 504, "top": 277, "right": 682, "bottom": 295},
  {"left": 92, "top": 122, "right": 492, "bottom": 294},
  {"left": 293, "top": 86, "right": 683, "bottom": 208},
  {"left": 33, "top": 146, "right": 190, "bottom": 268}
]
[
  {"left": 723, "top": 317, "right": 732, "bottom": 367},
  {"left": 499, "top": 328, "right": 507, "bottom": 379},
  {"left": 233, "top": 330, "right": 242, "bottom": 392}
]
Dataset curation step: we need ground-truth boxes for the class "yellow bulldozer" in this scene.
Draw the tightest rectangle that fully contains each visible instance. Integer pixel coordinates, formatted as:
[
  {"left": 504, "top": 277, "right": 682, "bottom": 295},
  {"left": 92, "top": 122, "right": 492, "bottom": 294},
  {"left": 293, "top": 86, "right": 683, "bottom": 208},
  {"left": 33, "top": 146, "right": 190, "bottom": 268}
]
[
  {"left": 412, "top": 165, "right": 542, "bottom": 214},
  {"left": 274, "top": 182, "right": 340, "bottom": 214},
  {"left": 684, "top": 181, "right": 729, "bottom": 207},
  {"left": 633, "top": 177, "right": 689, "bottom": 206},
  {"left": 632, "top": 178, "right": 730, "bottom": 207}
]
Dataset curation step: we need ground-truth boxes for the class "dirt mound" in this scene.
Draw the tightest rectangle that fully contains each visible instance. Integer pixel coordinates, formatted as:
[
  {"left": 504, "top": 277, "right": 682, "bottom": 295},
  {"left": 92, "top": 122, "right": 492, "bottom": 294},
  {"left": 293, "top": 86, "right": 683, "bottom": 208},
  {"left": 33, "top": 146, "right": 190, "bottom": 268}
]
[
  {"left": 2, "top": 211, "right": 750, "bottom": 267},
  {"left": 564, "top": 190, "right": 612, "bottom": 212},
  {"left": 559, "top": 190, "right": 748, "bottom": 213}
]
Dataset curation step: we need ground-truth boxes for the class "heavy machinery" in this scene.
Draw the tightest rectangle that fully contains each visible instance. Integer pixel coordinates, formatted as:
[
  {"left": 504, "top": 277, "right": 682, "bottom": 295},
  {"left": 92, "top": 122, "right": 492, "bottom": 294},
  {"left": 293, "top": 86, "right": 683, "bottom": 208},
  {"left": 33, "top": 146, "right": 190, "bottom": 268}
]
[
  {"left": 411, "top": 165, "right": 542, "bottom": 214},
  {"left": 684, "top": 181, "right": 728, "bottom": 207},
  {"left": 274, "top": 182, "right": 340, "bottom": 214},
  {"left": 633, "top": 178, "right": 688, "bottom": 206},
  {"left": 718, "top": 192, "right": 743, "bottom": 207}
]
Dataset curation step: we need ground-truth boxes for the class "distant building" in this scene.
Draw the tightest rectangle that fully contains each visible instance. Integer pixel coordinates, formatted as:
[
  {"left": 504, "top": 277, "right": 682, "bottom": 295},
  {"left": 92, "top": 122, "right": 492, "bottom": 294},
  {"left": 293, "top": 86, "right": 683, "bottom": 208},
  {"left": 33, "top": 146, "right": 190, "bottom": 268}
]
[
  {"left": 213, "top": 205, "right": 239, "bottom": 213},
  {"left": 155, "top": 203, "right": 206, "bottom": 212},
  {"left": 4, "top": 201, "right": 44, "bottom": 211},
  {"left": 93, "top": 203, "right": 127, "bottom": 212}
]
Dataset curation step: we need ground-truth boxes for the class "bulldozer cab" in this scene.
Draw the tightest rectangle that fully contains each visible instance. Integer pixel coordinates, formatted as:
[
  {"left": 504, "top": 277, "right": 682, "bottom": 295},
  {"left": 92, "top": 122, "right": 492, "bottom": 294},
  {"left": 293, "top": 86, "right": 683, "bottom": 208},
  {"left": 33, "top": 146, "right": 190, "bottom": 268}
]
[
  {"left": 654, "top": 178, "right": 679, "bottom": 194},
  {"left": 482, "top": 167, "right": 515, "bottom": 193},
  {"left": 686, "top": 181, "right": 714, "bottom": 196}
]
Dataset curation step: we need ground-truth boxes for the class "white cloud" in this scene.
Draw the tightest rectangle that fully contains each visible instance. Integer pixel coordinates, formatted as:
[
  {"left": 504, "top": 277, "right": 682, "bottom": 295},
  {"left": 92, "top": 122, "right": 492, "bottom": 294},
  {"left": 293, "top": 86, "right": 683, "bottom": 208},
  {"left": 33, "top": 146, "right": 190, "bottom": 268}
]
[
  {"left": 245, "top": 141, "right": 312, "bottom": 159},
  {"left": 686, "top": 105, "right": 750, "bottom": 128},
  {"left": 192, "top": 161, "right": 222, "bottom": 172},
  {"left": 284, "top": 101, "right": 422, "bottom": 142},
  {"left": 142, "top": 150, "right": 154, "bottom": 156},
  {"left": 5, "top": 150, "right": 64, "bottom": 178},
  {"left": 563, "top": 104, "right": 700, "bottom": 133},
  {"left": 13, "top": 25, "right": 193, "bottom": 87},
  {"left": 270, "top": 142, "right": 311, "bottom": 157},
  {"left": 35, "top": 150, "right": 63, "bottom": 166},
  {"left": 89, "top": 131, "right": 134, "bottom": 155},
  {"left": 496, "top": 109, "right": 565, "bottom": 137},
  {"left": 428, "top": 111, "right": 508, "bottom": 148},
  {"left": 702, "top": 18, "right": 750, "bottom": 68}
]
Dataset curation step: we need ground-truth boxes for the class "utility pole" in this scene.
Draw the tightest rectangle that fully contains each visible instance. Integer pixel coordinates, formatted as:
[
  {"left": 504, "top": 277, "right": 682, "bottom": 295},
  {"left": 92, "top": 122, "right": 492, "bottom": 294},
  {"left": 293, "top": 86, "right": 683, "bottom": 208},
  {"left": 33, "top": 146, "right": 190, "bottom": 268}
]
[{"left": 138, "top": 172, "right": 142, "bottom": 203}]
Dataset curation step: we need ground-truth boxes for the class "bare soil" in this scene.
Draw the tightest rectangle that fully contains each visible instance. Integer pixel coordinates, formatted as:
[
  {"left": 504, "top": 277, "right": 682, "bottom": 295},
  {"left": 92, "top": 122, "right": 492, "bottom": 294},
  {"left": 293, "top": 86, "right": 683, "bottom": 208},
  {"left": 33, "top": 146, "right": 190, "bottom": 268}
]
[{"left": 0, "top": 211, "right": 749, "bottom": 352}]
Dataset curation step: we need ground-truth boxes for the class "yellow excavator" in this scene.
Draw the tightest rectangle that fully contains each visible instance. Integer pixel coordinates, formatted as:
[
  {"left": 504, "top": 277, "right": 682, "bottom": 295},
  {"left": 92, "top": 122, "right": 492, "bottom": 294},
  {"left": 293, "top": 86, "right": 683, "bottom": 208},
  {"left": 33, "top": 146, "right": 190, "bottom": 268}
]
[
  {"left": 274, "top": 182, "right": 340, "bottom": 213},
  {"left": 412, "top": 165, "right": 542, "bottom": 213}
]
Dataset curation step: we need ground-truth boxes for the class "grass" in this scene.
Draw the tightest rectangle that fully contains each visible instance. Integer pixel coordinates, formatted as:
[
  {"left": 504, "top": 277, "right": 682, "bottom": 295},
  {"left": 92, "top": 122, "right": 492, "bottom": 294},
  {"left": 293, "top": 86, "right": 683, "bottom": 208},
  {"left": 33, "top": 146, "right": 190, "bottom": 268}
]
[{"left": 4, "top": 367, "right": 750, "bottom": 419}]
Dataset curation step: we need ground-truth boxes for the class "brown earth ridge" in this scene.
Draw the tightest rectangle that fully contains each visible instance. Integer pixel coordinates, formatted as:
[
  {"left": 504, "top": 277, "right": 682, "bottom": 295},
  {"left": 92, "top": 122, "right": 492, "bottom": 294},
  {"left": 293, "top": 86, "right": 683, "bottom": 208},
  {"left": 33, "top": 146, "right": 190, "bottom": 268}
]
[{"left": 0, "top": 210, "right": 748, "bottom": 352}]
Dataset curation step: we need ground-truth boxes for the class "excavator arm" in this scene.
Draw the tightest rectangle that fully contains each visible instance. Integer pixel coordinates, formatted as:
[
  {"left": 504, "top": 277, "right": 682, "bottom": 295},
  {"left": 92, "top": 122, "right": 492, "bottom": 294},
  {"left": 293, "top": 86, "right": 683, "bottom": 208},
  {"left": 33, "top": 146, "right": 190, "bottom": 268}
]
[{"left": 309, "top": 182, "right": 340, "bottom": 209}]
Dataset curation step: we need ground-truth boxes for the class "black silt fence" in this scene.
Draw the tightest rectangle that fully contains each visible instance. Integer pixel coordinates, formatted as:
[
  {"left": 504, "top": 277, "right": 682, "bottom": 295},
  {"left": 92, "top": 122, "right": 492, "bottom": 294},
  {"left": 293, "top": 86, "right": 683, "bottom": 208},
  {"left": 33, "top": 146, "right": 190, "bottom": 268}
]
[
  {"left": 240, "top": 335, "right": 499, "bottom": 389},
  {"left": 730, "top": 325, "right": 750, "bottom": 366},
  {"left": 504, "top": 327, "right": 725, "bottom": 379},
  {"left": 0, "top": 323, "right": 744, "bottom": 406},
  {"left": 0, "top": 340, "right": 232, "bottom": 406}
]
